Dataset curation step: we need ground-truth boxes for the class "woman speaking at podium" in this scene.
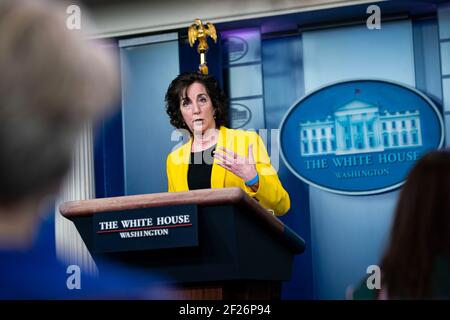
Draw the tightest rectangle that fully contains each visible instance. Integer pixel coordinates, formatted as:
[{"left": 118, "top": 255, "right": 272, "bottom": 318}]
[{"left": 164, "top": 72, "right": 290, "bottom": 216}]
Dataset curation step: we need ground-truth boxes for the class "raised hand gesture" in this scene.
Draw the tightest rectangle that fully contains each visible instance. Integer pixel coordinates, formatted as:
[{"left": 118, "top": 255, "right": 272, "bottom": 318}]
[{"left": 214, "top": 144, "right": 258, "bottom": 188}]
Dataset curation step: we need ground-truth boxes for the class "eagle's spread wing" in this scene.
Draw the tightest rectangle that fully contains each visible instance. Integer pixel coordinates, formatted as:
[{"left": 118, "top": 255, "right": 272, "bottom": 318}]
[
  {"left": 188, "top": 24, "right": 197, "bottom": 47},
  {"left": 206, "top": 22, "right": 217, "bottom": 42}
]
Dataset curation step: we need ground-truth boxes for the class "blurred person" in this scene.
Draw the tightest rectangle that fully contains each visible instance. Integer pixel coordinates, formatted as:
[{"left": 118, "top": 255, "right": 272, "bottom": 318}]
[
  {"left": 165, "top": 72, "right": 290, "bottom": 216},
  {"left": 0, "top": 0, "right": 171, "bottom": 299},
  {"left": 351, "top": 150, "right": 450, "bottom": 299}
]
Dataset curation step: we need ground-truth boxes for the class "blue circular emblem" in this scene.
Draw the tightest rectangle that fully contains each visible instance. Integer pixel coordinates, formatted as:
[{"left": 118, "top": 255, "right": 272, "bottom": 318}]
[
  {"left": 279, "top": 79, "right": 444, "bottom": 195},
  {"left": 222, "top": 36, "right": 248, "bottom": 63},
  {"left": 230, "top": 103, "right": 252, "bottom": 128}
]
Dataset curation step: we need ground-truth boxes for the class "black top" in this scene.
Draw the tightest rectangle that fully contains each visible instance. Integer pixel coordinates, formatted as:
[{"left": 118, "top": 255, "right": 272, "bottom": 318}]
[{"left": 188, "top": 144, "right": 216, "bottom": 190}]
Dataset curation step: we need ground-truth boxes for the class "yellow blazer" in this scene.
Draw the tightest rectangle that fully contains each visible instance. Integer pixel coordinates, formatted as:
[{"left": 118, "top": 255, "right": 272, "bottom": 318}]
[{"left": 166, "top": 126, "right": 290, "bottom": 216}]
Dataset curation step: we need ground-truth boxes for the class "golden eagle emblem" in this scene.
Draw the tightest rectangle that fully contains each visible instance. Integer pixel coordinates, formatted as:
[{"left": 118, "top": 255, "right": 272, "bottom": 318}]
[{"left": 187, "top": 19, "right": 217, "bottom": 74}]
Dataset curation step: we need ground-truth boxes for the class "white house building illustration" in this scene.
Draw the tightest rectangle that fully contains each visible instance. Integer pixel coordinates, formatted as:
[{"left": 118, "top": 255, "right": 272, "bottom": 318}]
[{"left": 299, "top": 99, "right": 422, "bottom": 156}]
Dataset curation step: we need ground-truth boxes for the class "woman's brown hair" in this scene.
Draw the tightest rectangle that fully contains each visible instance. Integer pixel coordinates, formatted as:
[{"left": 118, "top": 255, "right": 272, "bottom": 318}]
[
  {"left": 380, "top": 150, "right": 450, "bottom": 298},
  {"left": 165, "top": 72, "right": 228, "bottom": 132}
]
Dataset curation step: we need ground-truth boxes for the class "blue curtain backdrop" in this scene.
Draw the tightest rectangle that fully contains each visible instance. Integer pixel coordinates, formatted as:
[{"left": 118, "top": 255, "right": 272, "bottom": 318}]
[
  {"left": 302, "top": 19, "right": 442, "bottom": 299},
  {"left": 261, "top": 34, "right": 314, "bottom": 299},
  {"left": 120, "top": 35, "right": 180, "bottom": 195}
]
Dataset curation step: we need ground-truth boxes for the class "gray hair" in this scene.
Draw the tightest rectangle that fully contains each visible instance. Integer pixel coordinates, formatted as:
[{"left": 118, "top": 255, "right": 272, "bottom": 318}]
[{"left": 0, "top": 0, "right": 118, "bottom": 203}]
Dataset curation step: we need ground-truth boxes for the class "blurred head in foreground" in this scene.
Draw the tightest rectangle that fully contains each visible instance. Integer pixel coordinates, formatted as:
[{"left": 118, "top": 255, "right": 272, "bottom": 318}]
[{"left": 0, "top": 0, "right": 118, "bottom": 248}]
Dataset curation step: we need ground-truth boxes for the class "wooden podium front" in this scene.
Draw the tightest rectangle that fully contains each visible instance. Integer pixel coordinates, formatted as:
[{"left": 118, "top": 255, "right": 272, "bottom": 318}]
[{"left": 60, "top": 188, "right": 305, "bottom": 300}]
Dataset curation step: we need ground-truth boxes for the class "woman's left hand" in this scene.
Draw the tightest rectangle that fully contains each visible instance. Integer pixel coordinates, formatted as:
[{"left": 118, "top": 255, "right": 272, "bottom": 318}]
[{"left": 214, "top": 144, "right": 257, "bottom": 182}]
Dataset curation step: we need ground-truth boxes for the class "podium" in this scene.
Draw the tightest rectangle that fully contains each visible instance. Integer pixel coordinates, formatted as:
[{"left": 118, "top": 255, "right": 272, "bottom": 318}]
[{"left": 60, "top": 187, "right": 305, "bottom": 299}]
